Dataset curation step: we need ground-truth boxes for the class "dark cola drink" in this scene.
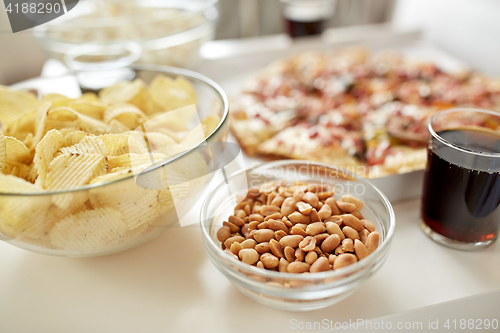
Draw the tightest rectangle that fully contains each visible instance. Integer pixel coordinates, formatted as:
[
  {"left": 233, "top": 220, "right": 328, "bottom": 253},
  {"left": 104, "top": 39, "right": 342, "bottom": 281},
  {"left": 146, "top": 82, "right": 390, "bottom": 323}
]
[
  {"left": 421, "top": 128, "right": 500, "bottom": 246},
  {"left": 285, "top": 18, "right": 327, "bottom": 38},
  {"left": 282, "top": 0, "right": 334, "bottom": 38}
]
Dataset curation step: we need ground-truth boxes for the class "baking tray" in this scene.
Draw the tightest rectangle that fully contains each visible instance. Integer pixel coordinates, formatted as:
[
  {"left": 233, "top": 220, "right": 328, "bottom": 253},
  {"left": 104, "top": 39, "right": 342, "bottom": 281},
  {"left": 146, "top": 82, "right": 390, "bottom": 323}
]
[{"left": 198, "top": 33, "right": 468, "bottom": 203}]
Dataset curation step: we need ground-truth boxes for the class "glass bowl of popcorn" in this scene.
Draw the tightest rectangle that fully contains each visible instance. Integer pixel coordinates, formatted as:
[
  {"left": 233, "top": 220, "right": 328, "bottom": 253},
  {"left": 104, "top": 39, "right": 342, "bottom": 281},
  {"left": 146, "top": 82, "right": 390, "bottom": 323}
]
[
  {"left": 33, "top": 0, "right": 218, "bottom": 69},
  {"left": 0, "top": 64, "right": 228, "bottom": 257},
  {"left": 200, "top": 161, "right": 395, "bottom": 311}
]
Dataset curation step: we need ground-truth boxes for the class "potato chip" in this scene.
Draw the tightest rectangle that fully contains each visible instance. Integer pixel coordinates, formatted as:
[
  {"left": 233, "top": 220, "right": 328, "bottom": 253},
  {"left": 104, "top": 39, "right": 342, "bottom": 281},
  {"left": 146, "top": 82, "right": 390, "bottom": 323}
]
[
  {"left": 108, "top": 119, "right": 131, "bottom": 133},
  {"left": 148, "top": 75, "right": 197, "bottom": 118},
  {"left": 2, "top": 160, "right": 30, "bottom": 179},
  {"left": 42, "top": 93, "right": 73, "bottom": 108},
  {"left": 62, "top": 130, "right": 88, "bottom": 147},
  {"left": 4, "top": 110, "right": 36, "bottom": 142},
  {"left": 80, "top": 92, "right": 100, "bottom": 102},
  {"left": 0, "top": 174, "right": 51, "bottom": 239},
  {"left": 45, "top": 107, "right": 110, "bottom": 136},
  {"left": 68, "top": 99, "right": 107, "bottom": 120},
  {"left": 31, "top": 102, "right": 52, "bottom": 149},
  {"left": 34, "top": 129, "right": 64, "bottom": 187},
  {"left": 45, "top": 154, "right": 107, "bottom": 190},
  {"left": 48, "top": 207, "right": 127, "bottom": 250},
  {"left": 0, "top": 131, "right": 5, "bottom": 172},
  {"left": 5, "top": 136, "right": 31, "bottom": 163},
  {"left": 103, "top": 103, "right": 147, "bottom": 129},
  {"left": 142, "top": 132, "right": 180, "bottom": 156},
  {"left": 201, "top": 114, "right": 221, "bottom": 137},
  {"left": 60, "top": 136, "right": 108, "bottom": 156},
  {"left": 99, "top": 78, "right": 149, "bottom": 113},
  {"left": 107, "top": 153, "right": 166, "bottom": 170},
  {"left": 98, "top": 133, "right": 148, "bottom": 156},
  {"left": 0, "top": 86, "right": 41, "bottom": 126},
  {"left": 89, "top": 175, "right": 161, "bottom": 230}
]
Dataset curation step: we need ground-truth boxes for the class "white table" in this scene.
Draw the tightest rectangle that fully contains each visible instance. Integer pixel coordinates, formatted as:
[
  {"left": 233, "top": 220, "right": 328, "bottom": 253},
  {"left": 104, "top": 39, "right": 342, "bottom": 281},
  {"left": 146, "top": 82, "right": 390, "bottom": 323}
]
[{"left": 1, "top": 26, "right": 499, "bottom": 332}]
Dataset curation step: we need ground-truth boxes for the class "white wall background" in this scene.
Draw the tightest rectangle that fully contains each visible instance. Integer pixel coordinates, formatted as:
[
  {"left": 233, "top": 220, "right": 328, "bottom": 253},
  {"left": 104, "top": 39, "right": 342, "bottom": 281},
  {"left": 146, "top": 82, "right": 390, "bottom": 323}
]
[{"left": 392, "top": 0, "right": 500, "bottom": 75}]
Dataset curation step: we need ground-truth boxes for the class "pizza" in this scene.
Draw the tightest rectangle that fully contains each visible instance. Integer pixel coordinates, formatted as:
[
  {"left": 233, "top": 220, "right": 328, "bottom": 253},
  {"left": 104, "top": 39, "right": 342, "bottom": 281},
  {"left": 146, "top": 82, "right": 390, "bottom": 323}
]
[{"left": 229, "top": 48, "right": 500, "bottom": 178}]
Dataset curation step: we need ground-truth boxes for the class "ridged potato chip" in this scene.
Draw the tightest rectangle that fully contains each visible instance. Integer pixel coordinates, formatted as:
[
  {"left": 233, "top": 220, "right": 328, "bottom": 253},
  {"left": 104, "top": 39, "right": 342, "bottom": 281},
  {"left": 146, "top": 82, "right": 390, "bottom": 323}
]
[
  {"left": 0, "top": 174, "right": 52, "bottom": 239},
  {"left": 60, "top": 136, "right": 108, "bottom": 156},
  {"left": 48, "top": 207, "right": 127, "bottom": 250},
  {"left": 99, "top": 79, "right": 149, "bottom": 113},
  {"left": 5, "top": 136, "right": 31, "bottom": 163},
  {"left": 148, "top": 75, "right": 197, "bottom": 118},
  {"left": 62, "top": 130, "right": 88, "bottom": 147},
  {"left": 68, "top": 99, "right": 107, "bottom": 120},
  {"left": 0, "top": 131, "right": 5, "bottom": 172},
  {"left": 0, "top": 86, "right": 40, "bottom": 126},
  {"left": 107, "top": 153, "right": 166, "bottom": 170},
  {"left": 98, "top": 133, "right": 148, "bottom": 156},
  {"left": 103, "top": 103, "right": 147, "bottom": 129},
  {"left": 46, "top": 154, "right": 107, "bottom": 190},
  {"left": 4, "top": 110, "right": 36, "bottom": 142},
  {"left": 34, "top": 129, "right": 64, "bottom": 187},
  {"left": 108, "top": 119, "right": 131, "bottom": 133},
  {"left": 42, "top": 93, "right": 73, "bottom": 108}
]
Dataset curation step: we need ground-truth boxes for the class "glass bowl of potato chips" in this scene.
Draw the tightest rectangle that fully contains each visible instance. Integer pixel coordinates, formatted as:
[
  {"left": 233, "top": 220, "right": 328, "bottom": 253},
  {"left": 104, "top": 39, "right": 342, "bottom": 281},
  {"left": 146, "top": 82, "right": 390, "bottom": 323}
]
[{"left": 0, "top": 65, "right": 228, "bottom": 257}]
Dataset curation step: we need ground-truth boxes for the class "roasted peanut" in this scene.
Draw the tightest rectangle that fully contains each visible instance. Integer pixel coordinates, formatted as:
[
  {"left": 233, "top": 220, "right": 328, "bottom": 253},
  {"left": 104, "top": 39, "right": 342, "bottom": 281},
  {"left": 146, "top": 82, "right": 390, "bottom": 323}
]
[
  {"left": 269, "top": 239, "right": 284, "bottom": 258},
  {"left": 341, "top": 238, "right": 354, "bottom": 252},
  {"left": 279, "top": 235, "right": 304, "bottom": 248},
  {"left": 321, "top": 234, "right": 341, "bottom": 253},
  {"left": 246, "top": 188, "right": 260, "bottom": 199},
  {"left": 365, "top": 232, "right": 380, "bottom": 254},
  {"left": 235, "top": 200, "right": 251, "bottom": 211},
  {"left": 264, "top": 213, "right": 282, "bottom": 221},
  {"left": 317, "top": 190, "right": 335, "bottom": 200},
  {"left": 299, "top": 236, "right": 316, "bottom": 252},
  {"left": 274, "top": 230, "right": 287, "bottom": 242},
  {"left": 241, "top": 239, "right": 257, "bottom": 249},
  {"left": 318, "top": 204, "right": 332, "bottom": 220},
  {"left": 354, "top": 239, "right": 369, "bottom": 260},
  {"left": 260, "top": 253, "right": 279, "bottom": 269},
  {"left": 230, "top": 242, "right": 243, "bottom": 255},
  {"left": 266, "top": 192, "right": 277, "bottom": 206},
  {"left": 288, "top": 212, "right": 311, "bottom": 224},
  {"left": 309, "top": 209, "right": 321, "bottom": 222},
  {"left": 224, "top": 249, "right": 239, "bottom": 260},
  {"left": 271, "top": 195, "right": 286, "bottom": 207},
  {"left": 252, "top": 202, "right": 262, "bottom": 215},
  {"left": 243, "top": 204, "right": 251, "bottom": 216},
  {"left": 224, "top": 235, "right": 245, "bottom": 248},
  {"left": 314, "top": 233, "right": 330, "bottom": 245},
  {"left": 310, "top": 256, "right": 330, "bottom": 273},
  {"left": 305, "top": 251, "right": 318, "bottom": 264},
  {"left": 256, "top": 261, "right": 264, "bottom": 269},
  {"left": 302, "top": 192, "right": 320, "bottom": 208},
  {"left": 217, "top": 226, "right": 231, "bottom": 243},
  {"left": 333, "top": 253, "right": 358, "bottom": 269},
  {"left": 241, "top": 224, "right": 251, "bottom": 238},
  {"left": 328, "top": 254, "right": 337, "bottom": 265},
  {"left": 337, "top": 201, "right": 357, "bottom": 213},
  {"left": 361, "top": 219, "right": 375, "bottom": 232},
  {"left": 294, "top": 223, "right": 307, "bottom": 231},
  {"left": 257, "top": 221, "right": 268, "bottom": 229},
  {"left": 228, "top": 215, "right": 245, "bottom": 227},
  {"left": 284, "top": 246, "right": 296, "bottom": 262},
  {"left": 248, "top": 214, "right": 263, "bottom": 222},
  {"left": 281, "top": 197, "right": 296, "bottom": 216},
  {"left": 295, "top": 248, "right": 306, "bottom": 261},
  {"left": 239, "top": 248, "right": 259, "bottom": 265},
  {"left": 282, "top": 217, "right": 293, "bottom": 228},
  {"left": 296, "top": 201, "right": 313, "bottom": 214},
  {"left": 293, "top": 189, "right": 305, "bottom": 202},
  {"left": 341, "top": 194, "right": 364, "bottom": 211},
  {"left": 325, "top": 197, "right": 341, "bottom": 215},
  {"left": 351, "top": 210, "right": 364, "bottom": 220},
  {"left": 291, "top": 226, "right": 307, "bottom": 237},
  {"left": 359, "top": 229, "right": 370, "bottom": 244},
  {"left": 255, "top": 242, "right": 271, "bottom": 254},
  {"left": 306, "top": 222, "right": 326, "bottom": 236},
  {"left": 279, "top": 258, "right": 290, "bottom": 272},
  {"left": 325, "top": 222, "right": 345, "bottom": 240},
  {"left": 254, "top": 229, "right": 275, "bottom": 243},
  {"left": 260, "top": 205, "right": 281, "bottom": 216},
  {"left": 341, "top": 214, "right": 364, "bottom": 231},
  {"left": 334, "top": 245, "right": 345, "bottom": 255},
  {"left": 234, "top": 209, "right": 247, "bottom": 219},
  {"left": 342, "top": 226, "right": 360, "bottom": 240},
  {"left": 267, "top": 219, "right": 288, "bottom": 232},
  {"left": 248, "top": 221, "right": 259, "bottom": 231},
  {"left": 287, "top": 262, "right": 310, "bottom": 273}
]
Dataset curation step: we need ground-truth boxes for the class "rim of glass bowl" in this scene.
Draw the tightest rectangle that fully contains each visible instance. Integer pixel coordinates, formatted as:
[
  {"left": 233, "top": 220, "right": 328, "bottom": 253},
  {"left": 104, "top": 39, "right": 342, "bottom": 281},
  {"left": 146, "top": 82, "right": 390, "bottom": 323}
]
[
  {"left": 200, "top": 160, "right": 396, "bottom": 281},
  {"left": 428, "top": 107, "right": 500, "bottom": 158},
  {"left": 32, "top": 3, "right": 219, "bottom": 52},
  {"left": 1, "top": 64, "right": 229, "bottom": 196}
]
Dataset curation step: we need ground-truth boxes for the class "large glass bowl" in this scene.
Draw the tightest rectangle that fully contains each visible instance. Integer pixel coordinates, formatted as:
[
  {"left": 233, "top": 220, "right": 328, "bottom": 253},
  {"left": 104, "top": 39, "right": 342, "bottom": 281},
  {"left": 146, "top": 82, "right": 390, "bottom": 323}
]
[
  {"left": 33, "top": 0, "right": 219, "bottom": 69},
  {"left": 200, "top": 161, "right": 395, "bottom": 311},
  {"left": 0, "top": 65, "right": 229, "bottom": 257}
]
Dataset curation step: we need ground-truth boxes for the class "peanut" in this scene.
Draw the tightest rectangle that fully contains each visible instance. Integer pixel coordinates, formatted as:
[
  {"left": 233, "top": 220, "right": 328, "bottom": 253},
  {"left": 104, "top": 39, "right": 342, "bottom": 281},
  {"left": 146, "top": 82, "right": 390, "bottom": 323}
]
[
  {"left": 302, "top": 192, "right": 320, "bottom": 208},
  {"left": 361, "top": 219, "right": 375, "bottom": 232},
  {"left": 325, "top": 222, "right": 345, "bottom": 240},
  {"left": 341, "top": 194, "right": 364, "bottom": 211},
  {"left": 293, "top": 189, "right": 305, "bottom": 202},
  {"left": 256, "top": 261, "right": 264, "bottom": 269},
  {"left": 239, "top": 248, "right": 259, "bottom": 265},
  {"left": 228, "top": 215, "right": 245, "bottom": 227},
  {"left": 284, "top": 246, "right": 296, "bottom": 262},
  {"left": 255, "top": 242, "right": 271, "bottom": 254},
  {"left": 241, "top": 239, "right": 257, "bottom": 249},
  {"left": 264, "top": 213, "right": 282, "bottom": 221},
  {"left": 253, "top": 229, "right": 275, "bottom": 243},
  {"left": 260, "top": 253, "right": 279, "bottom": 269},
  {"left": 279, "top": 235, "right": 304, "bottom": 248},
  {"left": 224, "top": 235, "right": 245, "bottom": 248},
  {"left": 269, "top": 239, "right": 284, "bottom": 258},
  {"left": 342, "top": 226, "right": 360, "bottom": 240},
  {"left": 341, "top": 214, "right": 364, "bottom": 232},
  {"left": 359, "top": 229, "right": 370, "bottom": 244},
  {"left": 234, "top": 209, "right": 247, "bottom": 219},
  {"left": 296, "top": 201, "right": 313, "bottom": 214},
  {"left": 224, "top": 249, "right": 239, "bottom": 260},
  {"left": 317, "top": 190, "right": 335, "bottom": 200},
  {"left": 351, "top": 210, "right": 364, "bottom": 220},
  {"left": 337, "top": 201, "right": 357, "bottom": 213},
  {"left": 281, "top": 197, "right": 296, "bottom": 216},
  {"left": 365, "top": 232, "right": 380, "bottom": 254},
  {"left": 288, "top": 212, "right": 311, "bottom": 224},
  {"left": 328, "top": 254, "right": 337, "bottom": 265},
  {"left": 271, "top": 195, "right": 286, "bottom": 207},
  {"left": 318, "top": 204, "right": 332, "bottom": 220},
  {"left": 314, "top": 233, "right": 330, "bottom": 245},
  {"left": 341, "top": 238, "right": 354, "bottom": 252},
  {"left": 287, "top": 262, "right": 310, "bottom": 273},
  {"left": 334, "top": 245, "right": 345, "bottom": 255},
  {"left": 230, "top": 242, "right": 243, "bottom": 256},
  {"left": 306, "top": 222, "right": 326, "bottom": 236},
  {"left": 333, "top": 253, "right": 358, "bottom": 269},
  {"left": 260, "top": 205, "right": 281, "bottom": 216},
  {"left": 267, "top": 219, "right": 288, "bottom": 232},
  {"left": 257, "top": 221, "right": 268, "bottom": 229},
  {"left": 267, "top": 192, "right": 277, "bottom": 205},
  {"left": 248, "top": 221, "right": 259, "bottom": 230},
  {"left": 305, "top": 251, "right": 318, "bottom": 264},
  {"left": 354, "top": 239, "right": 369, "bottom": 260},
  {"left": 321, "top": 234, "right": 341, "bottom": 253},
  {"left": 279, "top": 258, "right": 290, "bottom": 272},
  {"left": 223, "top": 222, "right": 240, "bottom": 234},
  {"left": 248, "top": 214, "right": 263, "bottom": 222},
  {"left": 309, "top": 209, "right": 321, "bottom": 222},
  {"left": 274, "top": 230, "right": 287, "bottom": 242},
  {"left": 295, "top": 248, "right": 306, "bottom": 261},
  {"left": 325, "top": 197, "right": 341, "bottom": 215},
  {"left": 310, "top": 256, "right": 330, "bottom": 273},
  {"left": 291, "top": 226, "right": 307, "bottom": 237},
  {"left": 241, "top": 224, "right": 251, "bottom": 238},
  {"left": 299, "top": 236, "right": 316, "bottom": 252},
  {"left": 217, "top": 226, "right": 231, "bottom": 243}
]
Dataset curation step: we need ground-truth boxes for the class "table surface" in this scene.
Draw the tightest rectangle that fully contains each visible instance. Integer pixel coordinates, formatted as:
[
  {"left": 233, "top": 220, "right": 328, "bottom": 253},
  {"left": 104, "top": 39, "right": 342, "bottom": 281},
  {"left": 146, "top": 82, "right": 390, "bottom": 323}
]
[{"left": 1, "top": 26, "right": 500, "bottom": 333}]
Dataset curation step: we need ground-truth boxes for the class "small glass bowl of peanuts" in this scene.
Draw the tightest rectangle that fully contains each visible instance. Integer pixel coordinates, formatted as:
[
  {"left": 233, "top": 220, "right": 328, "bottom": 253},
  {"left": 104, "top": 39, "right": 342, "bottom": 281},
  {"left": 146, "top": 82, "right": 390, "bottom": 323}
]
[{"left": 200, "top": 160, "right": 395, "bottom": 311}]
